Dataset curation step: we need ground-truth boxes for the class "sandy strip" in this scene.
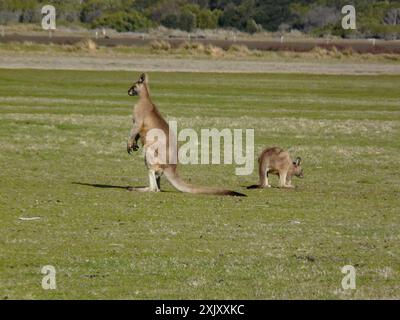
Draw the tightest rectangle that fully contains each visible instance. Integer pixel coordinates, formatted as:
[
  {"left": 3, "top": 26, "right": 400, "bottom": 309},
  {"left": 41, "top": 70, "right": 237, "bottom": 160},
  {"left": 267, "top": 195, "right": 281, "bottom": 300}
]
[{"left": 0, "top": 54, "right": 399, "bottom": 75}]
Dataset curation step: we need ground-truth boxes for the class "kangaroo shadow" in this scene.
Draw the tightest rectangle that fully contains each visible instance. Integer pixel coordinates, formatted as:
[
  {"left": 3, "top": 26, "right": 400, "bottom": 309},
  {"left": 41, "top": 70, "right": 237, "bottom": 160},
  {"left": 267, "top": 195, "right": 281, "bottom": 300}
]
[
  {"left": 243, "top": 184, "right": 289, "bottom": 189},
  {"left": 72, "top": 182, "right": 171, "bottom": 193},
  {"left": 72, "top": 182, "right": 137, "bottom": 190}
]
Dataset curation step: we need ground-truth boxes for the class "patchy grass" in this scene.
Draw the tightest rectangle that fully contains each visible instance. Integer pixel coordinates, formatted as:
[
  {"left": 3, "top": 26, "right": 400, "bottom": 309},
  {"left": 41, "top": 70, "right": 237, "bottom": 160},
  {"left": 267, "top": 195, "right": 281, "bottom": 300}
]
[
  {"left": 0, "top": 69, "right": 399, "bottom": 299},
  {"left": 0, "top": 41, "right": 399, "bottom": 63}
]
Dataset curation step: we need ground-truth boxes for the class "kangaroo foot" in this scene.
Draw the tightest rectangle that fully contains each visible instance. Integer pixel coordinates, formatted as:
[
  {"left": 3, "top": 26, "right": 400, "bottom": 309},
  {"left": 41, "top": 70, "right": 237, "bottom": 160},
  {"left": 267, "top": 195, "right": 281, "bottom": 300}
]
[
  {"left": 283, "top": 184, "right": 295, "bottom": 189},
  {"left": 128, "top": 187, "right": 151, "bottom": 192}
]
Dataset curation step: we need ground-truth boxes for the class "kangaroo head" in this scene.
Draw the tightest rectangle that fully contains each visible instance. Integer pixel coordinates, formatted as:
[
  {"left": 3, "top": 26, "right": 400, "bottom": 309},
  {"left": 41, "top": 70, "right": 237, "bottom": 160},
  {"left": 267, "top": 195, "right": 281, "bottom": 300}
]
[
  {"left": 128, "top": 73, "right": 148, "bottom": 97},
  {"left": 292, "top": 157, "right": 304, "bottom": 178}
]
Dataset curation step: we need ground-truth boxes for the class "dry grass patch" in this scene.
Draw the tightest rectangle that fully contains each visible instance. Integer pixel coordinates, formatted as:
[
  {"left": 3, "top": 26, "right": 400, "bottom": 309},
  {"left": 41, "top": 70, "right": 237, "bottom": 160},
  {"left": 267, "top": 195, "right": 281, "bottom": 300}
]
[
  {"left": 228, "top": 44, "right": 251, "bottom": 56},
  {"left": 150, "top": 40, "right": 171, "bottom": 51}
]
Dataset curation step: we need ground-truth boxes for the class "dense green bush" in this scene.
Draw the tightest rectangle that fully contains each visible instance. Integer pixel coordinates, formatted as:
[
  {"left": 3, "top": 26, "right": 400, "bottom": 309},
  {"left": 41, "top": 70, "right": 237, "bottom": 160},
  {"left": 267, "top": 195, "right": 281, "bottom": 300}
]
[
  {"left": 197, "top": 9, "right": 220, "bottom": 29},
  {"left": 179, "top": 9, "right": 196, "bottom": 32},
  {"left": 161, "top": 13, "right": 180, "bottom": 29},
  {"left": 93, "top": 11, "right": 153, "bottom": 32},
  {"left": 0, "top": 0, "right": 399, "bottom": 38},
  {"left": 245, "top": 18, "right": 262, "bottom": 34}
]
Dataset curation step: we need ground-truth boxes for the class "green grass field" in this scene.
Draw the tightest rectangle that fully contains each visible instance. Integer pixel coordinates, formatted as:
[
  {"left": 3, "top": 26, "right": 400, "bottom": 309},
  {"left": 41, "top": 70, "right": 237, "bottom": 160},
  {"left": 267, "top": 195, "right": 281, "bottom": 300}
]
[{"left": 0, "top": 69, "right": 399, "bottom": 299}]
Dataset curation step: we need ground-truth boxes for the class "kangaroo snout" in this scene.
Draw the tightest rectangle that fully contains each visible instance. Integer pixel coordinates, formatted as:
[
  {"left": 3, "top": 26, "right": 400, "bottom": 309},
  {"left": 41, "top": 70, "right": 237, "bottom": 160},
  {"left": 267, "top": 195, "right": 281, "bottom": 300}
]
[{"left": 128, "top": 87, "right": 137, "bottom": 96}]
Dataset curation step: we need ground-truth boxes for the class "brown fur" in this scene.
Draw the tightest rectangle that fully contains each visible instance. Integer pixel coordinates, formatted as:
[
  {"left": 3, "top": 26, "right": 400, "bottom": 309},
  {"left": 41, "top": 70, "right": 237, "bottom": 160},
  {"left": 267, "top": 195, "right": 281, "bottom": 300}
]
[
  {"left": 247, "top": 147, "right": 303, "bottom": 189},
  {"left": 127, "top": 73, "right": 245, "bottom": 197}
]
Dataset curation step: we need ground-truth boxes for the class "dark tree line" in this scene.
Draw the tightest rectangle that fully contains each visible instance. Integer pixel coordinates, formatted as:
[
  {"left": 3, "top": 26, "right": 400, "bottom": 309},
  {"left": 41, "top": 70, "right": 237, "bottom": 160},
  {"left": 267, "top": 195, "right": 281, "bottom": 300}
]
[{"left": 0, "top": 0, "right": 399, "bottom": 38}]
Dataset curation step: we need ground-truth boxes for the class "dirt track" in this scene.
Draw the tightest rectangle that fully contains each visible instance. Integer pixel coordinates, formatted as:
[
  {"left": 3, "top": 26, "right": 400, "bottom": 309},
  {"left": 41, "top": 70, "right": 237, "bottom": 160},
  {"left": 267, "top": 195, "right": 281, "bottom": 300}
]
[{"left": 1, "top": 53, "right": 399, "bottom": 75}]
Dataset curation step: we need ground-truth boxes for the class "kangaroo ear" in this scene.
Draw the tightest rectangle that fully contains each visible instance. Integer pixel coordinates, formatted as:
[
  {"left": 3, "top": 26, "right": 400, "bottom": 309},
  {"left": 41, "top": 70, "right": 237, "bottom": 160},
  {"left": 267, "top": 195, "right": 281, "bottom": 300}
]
[
  {"left": 294, "top": 157, "right": 302, "bottom": 166},
  {"left": 138, "top": 73, "right": 147, "bottom": 84}
]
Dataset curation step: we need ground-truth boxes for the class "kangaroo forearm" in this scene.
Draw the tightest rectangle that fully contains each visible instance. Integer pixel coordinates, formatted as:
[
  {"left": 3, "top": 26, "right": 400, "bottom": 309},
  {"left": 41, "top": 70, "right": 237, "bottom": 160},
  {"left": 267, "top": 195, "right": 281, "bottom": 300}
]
[
  {"left": 128, "top": 125, "right": 141, "bottom": 142},
  {"left": 127, "top": 127, "right": 140, "bottom": 153}
]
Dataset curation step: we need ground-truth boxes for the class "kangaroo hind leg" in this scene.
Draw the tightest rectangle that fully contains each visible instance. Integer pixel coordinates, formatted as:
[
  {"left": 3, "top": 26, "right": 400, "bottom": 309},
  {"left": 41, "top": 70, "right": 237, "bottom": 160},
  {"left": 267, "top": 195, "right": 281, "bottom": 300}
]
[
  {"left": 128, "top": 170, "right": 160, "bottom": 193},
  {"left": 148, "top": 170, "right": 160, "bottom": 192},
  {"left": 259, "top": 159, "right": 271, "bottom": 188},
  {"left": 156, "top": 172, "right": 162, "bottom": 190},
  {"left": 279, "top": 171, "right": 294, "bottom": 188}
]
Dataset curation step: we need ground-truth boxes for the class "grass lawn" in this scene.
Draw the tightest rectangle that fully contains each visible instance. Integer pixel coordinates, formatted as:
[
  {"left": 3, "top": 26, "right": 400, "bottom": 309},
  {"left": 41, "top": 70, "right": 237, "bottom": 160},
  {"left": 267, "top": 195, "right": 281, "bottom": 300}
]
[{"left": 0, "top": 69, "right": 399, "bottom": 299}]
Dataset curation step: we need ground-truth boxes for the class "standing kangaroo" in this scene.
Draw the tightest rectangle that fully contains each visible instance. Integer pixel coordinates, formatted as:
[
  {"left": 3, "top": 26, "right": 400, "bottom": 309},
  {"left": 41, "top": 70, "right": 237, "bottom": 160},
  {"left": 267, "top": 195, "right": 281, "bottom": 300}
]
[
  {"left": 247, "top": 147, "right": 303, "bottom": 189},
  {"left": 126, "top": 73, "right": 245, "bottom": 196}
]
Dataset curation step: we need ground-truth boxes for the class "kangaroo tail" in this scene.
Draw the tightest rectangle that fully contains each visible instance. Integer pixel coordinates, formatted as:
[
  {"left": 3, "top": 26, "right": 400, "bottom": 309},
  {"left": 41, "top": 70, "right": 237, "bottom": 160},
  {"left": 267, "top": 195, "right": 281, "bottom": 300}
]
[
  {"left": 247, "top": 184, "right": 261, "bottom": 189},
  {"left": 164, "top": 167, "right": 246, "bottom": 197}
]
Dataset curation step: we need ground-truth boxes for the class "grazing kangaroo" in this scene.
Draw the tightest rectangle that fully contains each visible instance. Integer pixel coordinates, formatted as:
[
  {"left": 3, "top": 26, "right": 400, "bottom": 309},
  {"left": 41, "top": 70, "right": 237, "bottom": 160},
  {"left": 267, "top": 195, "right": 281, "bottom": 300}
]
[
  {"left": 126, "top": 73, "right": 245, "bottom": 196},
  {"left": 247, "top": 147, "right": 303, "bottom": 189}
]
